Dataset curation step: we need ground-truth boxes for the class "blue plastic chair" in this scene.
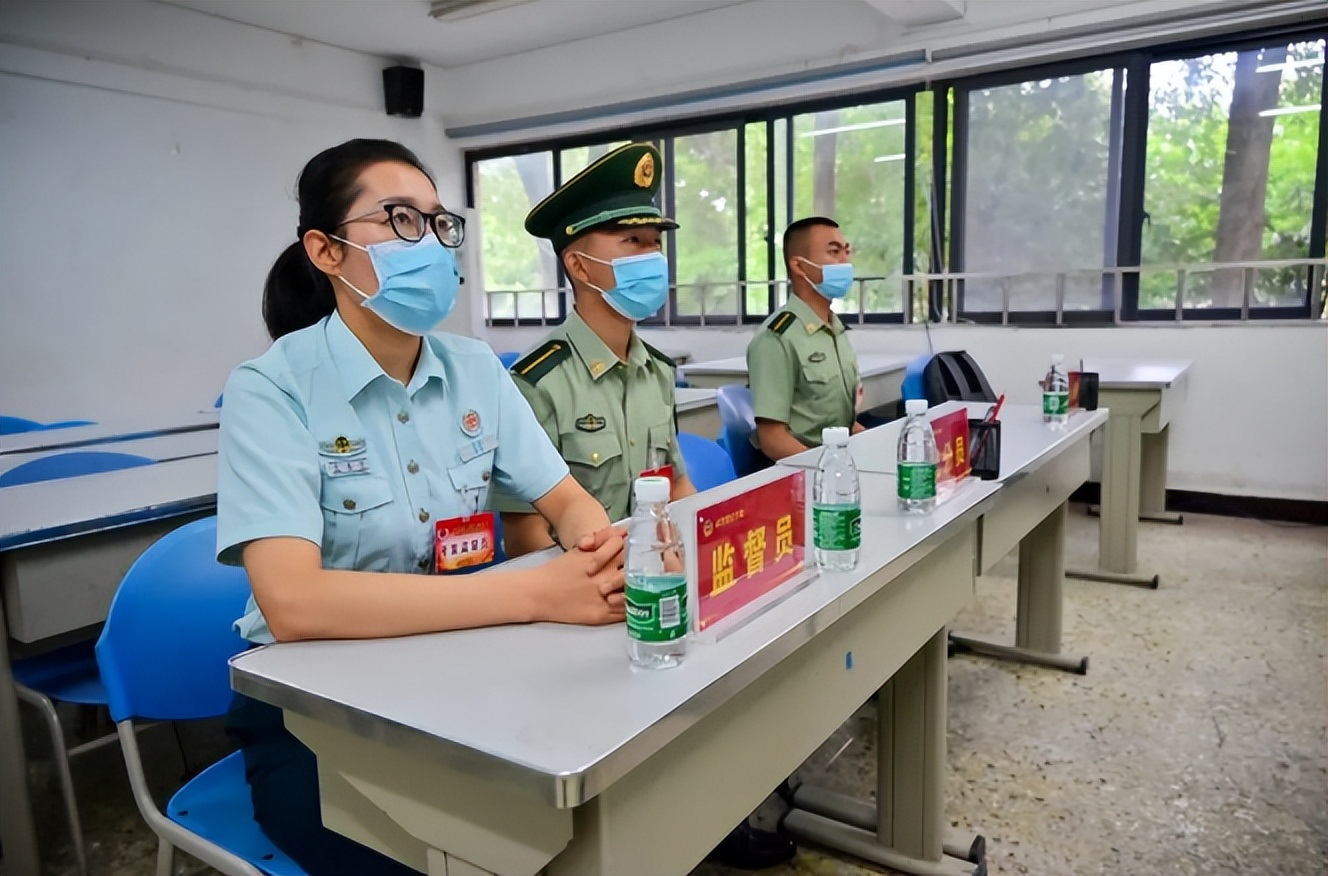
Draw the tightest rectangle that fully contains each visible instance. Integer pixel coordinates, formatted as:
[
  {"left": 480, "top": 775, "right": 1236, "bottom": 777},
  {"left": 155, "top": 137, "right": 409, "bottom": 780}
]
[
  {"left": 716, "top": 385, "right": 767, "bottom": 477},
  {"left": 3, "top": 449, "right": 158, "bottom": 874},
  {"left": 901, "top": 352, "right": 931, "bottom": 402},
  {"left": 0, "top": 451, "right": 154, "bottom": 488},
  {"left": 0, "top": 415, "right": 44, "bottom": 434},
  {"left": 43, "top": 419, "right": 96, "bottom": 430},
  {"left": 677, "top": 432, "right": 737, "bottom": 492},
  {"left": 497, "top": 351, "right": 521, "bottom": 369},
  {"left": 97, "top": 517, "right": 305, "bottom": 876},
  {"left": 215, "top": 394, "right": 224, "bottom": 408}
]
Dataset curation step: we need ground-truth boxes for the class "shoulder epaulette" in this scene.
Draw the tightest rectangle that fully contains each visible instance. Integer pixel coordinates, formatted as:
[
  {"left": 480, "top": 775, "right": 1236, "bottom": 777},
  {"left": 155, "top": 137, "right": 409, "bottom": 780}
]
[
  {"left": 511, "top": 340, "right": 571, "bottom": 385},
  {"left": 767, "top": 310, "right": 796, "bottom": 335},
  {"left": 642, "top": 341, "right": 675, "bottom": 368}
]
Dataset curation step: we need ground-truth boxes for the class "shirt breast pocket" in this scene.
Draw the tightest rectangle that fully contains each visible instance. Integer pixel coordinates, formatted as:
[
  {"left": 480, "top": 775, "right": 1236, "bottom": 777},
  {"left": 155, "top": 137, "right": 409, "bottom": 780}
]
[
  {"left": 801, "top": 357, "right": 841, "bottom": 386},
  {"left": 447, "top": 447, "right": 497, "bottom": 514},
  {"left": 562, "top": 430, "right": 625, "bottom": 509},
  {"left": 319, "top": 475, "right": 394, "bottom": 570},
  {"left": 647, "top": 422, "right": 675, "bottom": 471}
]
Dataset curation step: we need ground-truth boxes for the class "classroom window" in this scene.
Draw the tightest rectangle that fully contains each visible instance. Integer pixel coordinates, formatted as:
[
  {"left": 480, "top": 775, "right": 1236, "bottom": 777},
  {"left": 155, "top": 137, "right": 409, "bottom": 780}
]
[
  {"left": 959, "top": 69, "right": 1121, "bottom": 316},
  {"left": 791, "top": 100, "right": 908, "bottom": 318},
  {"left": 671, "top": 129, "right": 740, "bottom": 321},
  {"left": 1140, "top": 39, "right": 1324, "bottom": 314},
  {"left": 744, "top": 121, "right": 772, "bottom": 319},
  {"left": 473, "top": 152, "right": 560, "bottom": 323}
]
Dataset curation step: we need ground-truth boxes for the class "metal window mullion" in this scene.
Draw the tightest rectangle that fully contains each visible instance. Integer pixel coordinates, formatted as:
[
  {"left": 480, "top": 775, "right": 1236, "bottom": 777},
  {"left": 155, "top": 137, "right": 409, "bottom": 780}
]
[
  {"left": 950, "top": 88, "right": 968, "bottom": 318},
  {"left": 664, "top": 138, "right": 678, "bottom": 322},
  {"left": 736, "top": 124, "right": 748, "bottom": 321},
  {"left": 903, "top": 92, "right": 916, "bottom": 322},
  {"left": 1116, "top": 53, "right": 1152, "bottom": 321}
]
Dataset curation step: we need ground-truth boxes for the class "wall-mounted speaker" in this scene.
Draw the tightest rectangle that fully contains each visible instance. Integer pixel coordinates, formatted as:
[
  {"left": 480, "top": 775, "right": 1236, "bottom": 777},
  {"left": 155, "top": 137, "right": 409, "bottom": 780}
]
[{"left": 382, "top": 66, "right": 424, "bottom": 118}]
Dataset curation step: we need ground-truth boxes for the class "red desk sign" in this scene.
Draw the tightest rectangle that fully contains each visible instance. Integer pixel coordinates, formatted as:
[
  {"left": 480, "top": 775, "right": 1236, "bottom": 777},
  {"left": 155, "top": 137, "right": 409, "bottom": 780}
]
[
  {"left": 931, "top": 409, "right": 971, "bottom": 487},
  {"left": 694, "top": 471, "right": 807, "bottom": 632}
]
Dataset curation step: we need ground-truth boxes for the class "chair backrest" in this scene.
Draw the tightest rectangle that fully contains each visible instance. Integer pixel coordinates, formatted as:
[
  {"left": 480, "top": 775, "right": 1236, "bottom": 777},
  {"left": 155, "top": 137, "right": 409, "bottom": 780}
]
[
  {"left": 901, "top": 353, "right": 932, "bottom": 402},
  {"left": 910, "top": 351, "right": 998, "bottom": 407},
  {"left": 0, "top": 451, "right": 154, "bottom": 488},
  {"left": 497, "top": 351, "right": 521, "bottom": 369},
  {"left": 97, "top": 517, "right": 254, "bottom": 723},
  {"left": 677, "top": 432, "right": 737, "bottom": 492},
  {"left": 0, "top": 415, "right": 44, "bottom": 435},
  {"left": 716, "top": 385, "right": 766, "bottom": 477}
]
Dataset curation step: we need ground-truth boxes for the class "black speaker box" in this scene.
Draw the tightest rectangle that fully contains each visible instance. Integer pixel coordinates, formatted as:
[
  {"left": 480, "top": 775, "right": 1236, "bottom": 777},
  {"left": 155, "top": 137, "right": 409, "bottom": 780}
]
[{"left": 382, "top": 66, "right": 423, "bottom": 118}]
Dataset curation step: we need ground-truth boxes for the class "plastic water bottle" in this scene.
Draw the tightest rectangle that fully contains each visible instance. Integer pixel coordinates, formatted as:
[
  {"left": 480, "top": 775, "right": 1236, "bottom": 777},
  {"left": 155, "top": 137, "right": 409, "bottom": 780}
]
[
  {"left": 1043, "top": 354, "right": 1070, "bottom": 429},
  {"left": 897, "top": 399, "right": 939, "bottom": 514},
  {"left": 625, "top": 476, "right": 688, "bottom": 669},
  {"left": 814, "top": 426, "right": 861, "bottom": 571}
]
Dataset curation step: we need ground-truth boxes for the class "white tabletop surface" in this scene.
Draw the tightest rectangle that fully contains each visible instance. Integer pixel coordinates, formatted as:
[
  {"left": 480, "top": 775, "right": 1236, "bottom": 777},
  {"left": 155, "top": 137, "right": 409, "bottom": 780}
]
[
  {"left": 674, "top": 387, "right": 718, "bottom": 411},
  {"left": 681, "top": 352, "right": 915, "bottom": 379},
  {"left": 230, "top": 475, "right": 999, "bottom": 807},
  {"left": 0, "top": 453, "right": 218, "bottom": 551},
  {"left": 1080, "top": 358, "right": 1191, "bottom": 389},
  {"left": 0, "top": 411, "right": 220, "bottom": 456},
  {"left": 779, "top": 401, "right": 1108, "bottom": 478},
  {"left": 0, "top": 429, "right": 218, "bottom": 476}
]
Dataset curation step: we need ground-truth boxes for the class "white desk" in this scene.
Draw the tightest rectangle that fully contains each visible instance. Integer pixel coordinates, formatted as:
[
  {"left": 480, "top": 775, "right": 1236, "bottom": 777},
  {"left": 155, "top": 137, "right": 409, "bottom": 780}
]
[
  {"left": 680, "top": 352, "right": 916, "bottom": 412},
  {"left": 0, "top": 411, "right": 219, "bottom": 456},
  {"left": 779, "top": 403, "right": 1106, "bottom": 675},
  {"left": 0, "top": 428, "right": 218, "bottom": 476},
  {"left": 0, "top": 454, "right": 218, "bottom": 874},
  {"left": 675, "top": 387, "right": 719, "bottom": 439},
  {"left": 1068, "top": 358, "right": 1191, "bottom": 588},
  {"left": 232, "top": 468, "right": 1000, "bottom": 876}
]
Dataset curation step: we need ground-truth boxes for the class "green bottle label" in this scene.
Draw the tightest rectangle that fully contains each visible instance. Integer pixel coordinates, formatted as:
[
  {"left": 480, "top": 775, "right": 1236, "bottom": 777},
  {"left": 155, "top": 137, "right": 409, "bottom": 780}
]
[
  {"left": 626, "top": 575, "right": 688, "bottom": 643},
  {"left": 897, "top": 461, "right": 937, "bottom": 500},
  {"left": 1043, "top": 391, "right": 1069, "bottom": 416},
  {"left": 814, "top": 504, "right": 862, "bottom": 551}
]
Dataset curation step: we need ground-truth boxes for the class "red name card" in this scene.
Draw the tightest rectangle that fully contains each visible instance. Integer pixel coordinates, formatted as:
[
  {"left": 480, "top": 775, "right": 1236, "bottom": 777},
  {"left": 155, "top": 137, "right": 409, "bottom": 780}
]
[
  {"left": 695, "top": 470, "right": 807, "bottom": 632},
  {"left": 931, "top": 408, "right": 971, "bottom": 487}
]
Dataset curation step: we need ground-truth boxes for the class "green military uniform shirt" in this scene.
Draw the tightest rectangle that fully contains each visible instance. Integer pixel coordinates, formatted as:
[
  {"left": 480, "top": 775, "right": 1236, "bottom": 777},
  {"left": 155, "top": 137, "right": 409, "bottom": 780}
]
[
  {"left": 490, "top": 309, "right": 687, "bottom": 522},
  {"left": 747, "top": 293, "right": 860, "bottom": 448}
]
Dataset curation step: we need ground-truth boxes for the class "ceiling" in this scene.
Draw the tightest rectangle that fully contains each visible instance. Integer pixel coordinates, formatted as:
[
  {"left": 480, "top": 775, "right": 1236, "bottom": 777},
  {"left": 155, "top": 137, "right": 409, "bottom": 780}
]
[{"left": 163, "top": 0, "right": 759, "bottom": 69}]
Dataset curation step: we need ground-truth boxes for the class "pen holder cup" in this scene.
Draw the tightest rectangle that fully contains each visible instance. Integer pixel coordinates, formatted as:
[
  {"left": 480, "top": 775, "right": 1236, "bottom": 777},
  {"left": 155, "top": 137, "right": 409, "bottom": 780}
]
[
  {"left": 968, "top": 419, "right": 1001, "bottom": 481},
  {"left": 1069, "top": 370, "right": 1101, "bottom": 411}
]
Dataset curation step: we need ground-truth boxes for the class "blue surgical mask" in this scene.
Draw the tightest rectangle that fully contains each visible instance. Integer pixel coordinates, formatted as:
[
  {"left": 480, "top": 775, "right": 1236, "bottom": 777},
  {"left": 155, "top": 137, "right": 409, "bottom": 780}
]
[
  {"left": 798, "top": 257, "right": 854, "bottom": 300},
  {"left": 333, "top": 235, "right": 460, "bottom": 335},
  {"left": 577, "top": 251, "right": 669, "bottom": 322}
]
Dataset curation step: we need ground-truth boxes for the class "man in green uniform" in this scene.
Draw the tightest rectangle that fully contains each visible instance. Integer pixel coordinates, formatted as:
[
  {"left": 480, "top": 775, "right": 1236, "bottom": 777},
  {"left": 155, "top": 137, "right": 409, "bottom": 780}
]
[
  {"left": 493, "top": 143, "right": 696, "bottom": 553},
  {"left": 494, "top": 142, "right": 797, "bottom": 871},
  {"left": 747, "top": 216, "right": 864, "bottom": 462}
]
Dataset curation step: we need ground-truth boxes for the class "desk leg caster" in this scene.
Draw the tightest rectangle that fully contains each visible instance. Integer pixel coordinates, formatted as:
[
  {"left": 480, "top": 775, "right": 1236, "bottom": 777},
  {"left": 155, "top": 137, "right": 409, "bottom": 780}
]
[
  {"left": 948, "top": 632, "right": 1089, "bottom": 675},
  {"left": 1065, "top": 567, "right": 1160, "bottom": 589}
]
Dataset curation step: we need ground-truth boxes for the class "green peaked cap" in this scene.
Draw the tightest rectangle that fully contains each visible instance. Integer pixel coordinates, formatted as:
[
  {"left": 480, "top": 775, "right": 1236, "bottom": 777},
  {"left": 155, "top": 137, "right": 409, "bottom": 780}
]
[{"left": 525, "top": 142, "right": 679, "bottom": 253}]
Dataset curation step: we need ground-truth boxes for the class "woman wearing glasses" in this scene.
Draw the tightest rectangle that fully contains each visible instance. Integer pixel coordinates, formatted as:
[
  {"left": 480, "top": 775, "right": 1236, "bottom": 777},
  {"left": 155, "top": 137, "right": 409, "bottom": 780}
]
[{"left": 217, "top": 139, "right": 624, "bottom": 875}]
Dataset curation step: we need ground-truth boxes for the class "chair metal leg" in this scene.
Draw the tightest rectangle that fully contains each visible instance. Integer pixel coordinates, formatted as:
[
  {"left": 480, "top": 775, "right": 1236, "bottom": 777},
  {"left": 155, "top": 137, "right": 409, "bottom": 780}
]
[
  {"left": 15, "top": 684, "right": 88, "bottom": 876},
  {"left": 155, "top": 836, "right": 175, "bottom": 876}
]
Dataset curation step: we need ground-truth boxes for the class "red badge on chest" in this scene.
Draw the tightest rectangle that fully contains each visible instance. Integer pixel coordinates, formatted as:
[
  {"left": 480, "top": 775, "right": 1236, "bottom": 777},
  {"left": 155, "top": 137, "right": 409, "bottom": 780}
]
[{"left": 434, "top": 513, "right": 496, "bottom": 573}]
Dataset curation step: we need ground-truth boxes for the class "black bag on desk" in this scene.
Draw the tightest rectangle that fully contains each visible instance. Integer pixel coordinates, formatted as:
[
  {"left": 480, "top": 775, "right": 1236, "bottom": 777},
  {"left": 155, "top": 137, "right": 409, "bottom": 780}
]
[{"left": 922, "top": 351, "right": 997, "bottom": 406}]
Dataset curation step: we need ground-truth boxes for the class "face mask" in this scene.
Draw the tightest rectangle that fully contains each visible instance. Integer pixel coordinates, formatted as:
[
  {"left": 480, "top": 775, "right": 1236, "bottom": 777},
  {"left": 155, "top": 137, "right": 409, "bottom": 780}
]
[
  {"left": 576, "top": 251, "right": 669, "bottom": 322},
  {"left": 333, "top": 235, "right": 460, "bottom": 335},
  {"left": 798, "top": 257, "right": 854, "bottom": 300}
]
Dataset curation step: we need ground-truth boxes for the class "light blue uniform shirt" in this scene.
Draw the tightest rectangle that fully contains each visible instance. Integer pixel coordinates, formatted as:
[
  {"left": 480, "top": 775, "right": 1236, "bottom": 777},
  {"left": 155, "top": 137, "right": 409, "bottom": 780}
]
[{"left": 217, "top": 312, "right": 569, "bottom": 644}]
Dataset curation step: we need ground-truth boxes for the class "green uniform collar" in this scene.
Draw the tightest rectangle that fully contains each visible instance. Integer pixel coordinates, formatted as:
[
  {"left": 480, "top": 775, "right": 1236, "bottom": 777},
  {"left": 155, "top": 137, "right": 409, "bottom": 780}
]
[
  {"left": 783, "top": 292, "right": 847, "bottom": 336},
  {"left": 564, "top": 309, "right": 651, "bottom": 381}
]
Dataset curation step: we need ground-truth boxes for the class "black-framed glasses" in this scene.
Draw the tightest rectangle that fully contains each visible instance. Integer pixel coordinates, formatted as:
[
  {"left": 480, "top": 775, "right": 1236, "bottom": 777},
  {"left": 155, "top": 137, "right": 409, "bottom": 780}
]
[{"left": 340, "top": 203, "right": 466, "bottom": 248}]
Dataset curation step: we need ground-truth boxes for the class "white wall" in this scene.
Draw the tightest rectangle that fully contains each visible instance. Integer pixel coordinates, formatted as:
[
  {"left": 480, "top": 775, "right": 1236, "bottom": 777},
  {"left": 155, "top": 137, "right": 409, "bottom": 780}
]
[
  {"left": 0, "top": 0, "right": 464, "bottom": 425},
  {"left": 487, "top": 322, "right": 1328, "bottom": 503}
]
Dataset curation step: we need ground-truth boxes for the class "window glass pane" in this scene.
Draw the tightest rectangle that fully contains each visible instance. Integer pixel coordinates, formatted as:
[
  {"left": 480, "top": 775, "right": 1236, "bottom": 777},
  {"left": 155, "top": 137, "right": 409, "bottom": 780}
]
[
  {"left": 673, "top": 130, "right": 739, "bottom": 320},
  {"left": 744, "top": 122, "right": 771, "bottom": 318},
  {"left": 963, "top": 71, "right": 1118, "bottom": 313},
  {"left": 1143, "top": 40, "right": 1323, "bottom": 311},
  {"left": 792, "top": 101, "right": 908, "bottom": 316},
  {"left": 474, "top": 153, "right": 559, "bottom": 321}
]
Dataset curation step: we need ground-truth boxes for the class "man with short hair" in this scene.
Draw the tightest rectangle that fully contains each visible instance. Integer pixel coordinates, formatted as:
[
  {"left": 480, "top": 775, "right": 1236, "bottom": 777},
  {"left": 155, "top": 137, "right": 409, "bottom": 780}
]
[{"left": 747, "top": 216, "right": 863, "bottom": 462}]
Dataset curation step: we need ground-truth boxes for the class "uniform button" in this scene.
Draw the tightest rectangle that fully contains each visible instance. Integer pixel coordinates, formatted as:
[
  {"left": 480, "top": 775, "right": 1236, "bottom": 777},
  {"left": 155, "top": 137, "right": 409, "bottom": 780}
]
[
  {"left": 591, "top": 452, "right": 600, "bottom": 462},
  {"left": 629, "top": 439, "right": 636, "bottom": 447},
  {"left": 417, "top": 557, "right": 431, "bottom": 571},
  {"left": 482, "top": 470, "right": 491, "bottom": 482},
  {"left": 418, "top": 509, "right": 430, "bottom": 523},
  {"left": 342, "top": 498, "right": 356, "bottom": 510},
  {"left": 407, "top": 460, "right": 420, "bottom": 474},
  {"left": 398, "top": 411, "right": 410, "bottom": 424}
]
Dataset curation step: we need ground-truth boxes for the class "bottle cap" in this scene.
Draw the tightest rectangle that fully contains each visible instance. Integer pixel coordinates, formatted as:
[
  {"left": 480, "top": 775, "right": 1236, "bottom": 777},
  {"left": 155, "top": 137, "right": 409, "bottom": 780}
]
[
  {"left": 905, "top": 398, "right": 928, "bottom": 416},
  {"left": 822, "top": 426, "right": 850, "bottom": 447},
  {"left": 1051, "top": 354, "right": 1064, "bottom": 365},
  {"left": 634, "top": 476, "right": 670, "bottom": 504}
]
